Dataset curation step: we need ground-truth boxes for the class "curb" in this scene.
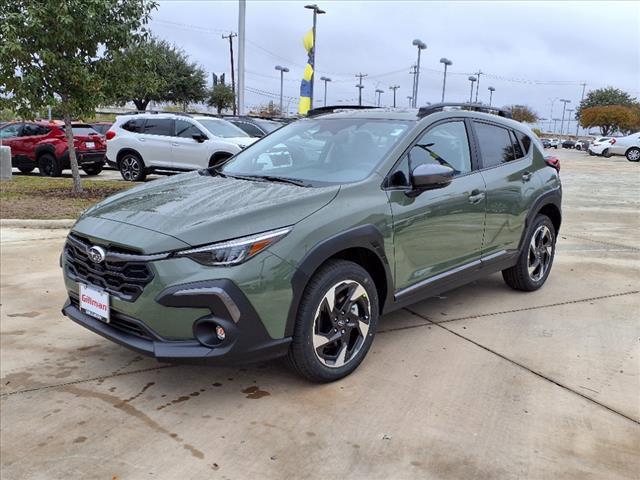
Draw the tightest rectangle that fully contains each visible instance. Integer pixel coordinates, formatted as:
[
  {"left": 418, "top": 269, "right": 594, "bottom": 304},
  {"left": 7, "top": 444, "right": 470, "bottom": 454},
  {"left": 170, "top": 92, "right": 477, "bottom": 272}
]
[{"left": 1, "top": 219, "right": 75, "bottom": 229}]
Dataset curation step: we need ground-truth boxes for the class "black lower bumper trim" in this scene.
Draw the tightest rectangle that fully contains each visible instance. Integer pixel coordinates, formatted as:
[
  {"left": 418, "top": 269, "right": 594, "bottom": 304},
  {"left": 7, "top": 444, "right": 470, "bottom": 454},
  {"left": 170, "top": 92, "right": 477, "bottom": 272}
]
[{"left": 62, "top": 300, "right": 291, "bottom": 365}]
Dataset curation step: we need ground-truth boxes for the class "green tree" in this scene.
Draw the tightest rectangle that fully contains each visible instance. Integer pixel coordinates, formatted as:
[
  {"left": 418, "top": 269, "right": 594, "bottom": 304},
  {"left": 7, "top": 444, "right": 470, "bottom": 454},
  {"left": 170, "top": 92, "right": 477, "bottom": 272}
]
[
  {"left": 110, "top": 38, "right": 207, "bottom": 111},
  {"left": 580, "top": 105, "right": 638, "bottom": 136},
  {"left": 207, "top": 84, "right": 236, "bottom": 115},
  {"left": 0, "top": 0, "right": 156, "bottom": 193},
  {"left": 576, "top": 87, "right": 637, "bottom": 120},
  {"left": 504, "top": 105, "right": 539, "bottom": 123}
]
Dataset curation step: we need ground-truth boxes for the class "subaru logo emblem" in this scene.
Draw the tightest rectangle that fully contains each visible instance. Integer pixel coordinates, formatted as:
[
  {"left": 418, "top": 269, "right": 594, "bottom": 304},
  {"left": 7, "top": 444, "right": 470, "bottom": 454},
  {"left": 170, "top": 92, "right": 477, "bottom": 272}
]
[{"left": 88, "top": 246, "right": 106, "bottom": 264}]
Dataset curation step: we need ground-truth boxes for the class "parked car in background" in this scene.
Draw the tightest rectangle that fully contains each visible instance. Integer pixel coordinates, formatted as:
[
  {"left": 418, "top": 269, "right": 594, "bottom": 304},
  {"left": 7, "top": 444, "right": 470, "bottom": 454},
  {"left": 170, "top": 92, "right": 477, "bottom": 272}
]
[
  {"left": 61, "top": 104, "right": 562, "bottom": 382},
  {"left": 0, "top": 121, "right": 105, "bottom": 176},
  {"left": 561, "top": 139, "right": 576, "bottom": 149},
  {"left": 607, "top": 132, "right": 640, "bottom": 162},
  {"left": 90, "top": 122, "right": 113, "bottom": 136},
  {"left": 226, "top": 116, "right": 285, "bottom": 138},
  {"left": 549, "top": 138, "right": 560, "bottom": 149},
  {"left": 541, "top": 138, "right": 551, "bottom": 148},
  {"left": 588, "top": 137, "right": 614, "bottom": 157},
  {"left": 106, "top": 113, "right": 257, "bottom": 181},
  {"left": 574, "top": 139, "right": 590, "bottom": 151}
]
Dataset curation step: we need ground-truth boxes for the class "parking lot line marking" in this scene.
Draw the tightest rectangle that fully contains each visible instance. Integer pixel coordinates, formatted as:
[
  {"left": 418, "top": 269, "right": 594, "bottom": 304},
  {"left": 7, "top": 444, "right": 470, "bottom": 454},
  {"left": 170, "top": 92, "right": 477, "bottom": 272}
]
[
  {"left": 0, "top": 364, "right": 176, "bottom": 398},
  {"left": 377, "top": 290, "right": 639, "bottom": 334},
  {"left": 404, "top": 306, "right": 640, "bottom": 426},
  {"left": 562, "top": 234, "right": 640, "bottom": 252}
]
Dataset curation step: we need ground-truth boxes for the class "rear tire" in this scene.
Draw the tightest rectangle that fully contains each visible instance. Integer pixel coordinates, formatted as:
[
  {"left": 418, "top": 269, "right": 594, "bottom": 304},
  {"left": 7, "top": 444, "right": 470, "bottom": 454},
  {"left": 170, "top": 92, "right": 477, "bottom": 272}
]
[
  {"left": 119, "top": 152, "right": 146, "bottom": 182},
  {"left": 82, "top": 164, "right": 104, "bottom": 176},
  {"left": 626, "top": 147, "right": 640, "bottom": 162},
  {"left": 602, "top": 148, "right": 611, "bottom": 158},
  {"left": 18, "top": 166, "right": 35, "bottom": 174},
  {"left": 502, "top": 215, "right": 556, "bottom": 292},
  {"left": 38, "top": 153, "right": 62, "bottom": 177},
  {"left": 287, "top": 260, "right": 379, "bottom": 383}
]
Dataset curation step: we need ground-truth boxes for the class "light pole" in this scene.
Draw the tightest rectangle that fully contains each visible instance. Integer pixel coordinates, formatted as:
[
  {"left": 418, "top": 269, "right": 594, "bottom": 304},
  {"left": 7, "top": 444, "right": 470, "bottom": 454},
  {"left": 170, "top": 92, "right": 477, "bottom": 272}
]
[
  {"left": 474, "top": 70, "right": 483, "bottom": 103},
  {"left": 412, "top": 39, "right": 427, "bottom": 107},
  {"left": 439, "top": 57, "right": 452, "bottom": 103},
  {"left": 274, "top": 65, "right": 289, "bottom": 116},
  {"left": 320, "top": 76, "right": 331, "bottom": 106},
  {"left": 407, "top": 95, "right": 413, "bottom": 107},
  {"left": 356, "top": 84, "right": 365, "bottom": 106},
  {"left": 468, "top": 76, "right": 477, "bottom": 103},
  {"left": 375, "top": 89, "right": 384, "bottom": 107},
  {"left": 237, "top": 0, "right": 246, "bottom": 114},
  {"left": 566, "top": 109, "right": 574, "bottom": 136},
  {"left": 304, "top": 4, "right": 326, "bottom": 109},
  {"left": 488, "top": 86, "right": 495, "bottom": 107},
  {"left": 548, "top": 97, "right": 559, "bottom": 133},
  {"left": 389, "top": 85, "right": 400, "bottom": 108},
  {"left": 576, "top": 82, "right": 587, "bottom": 136},
  {"left": 559, "top": 99, "right": 571, "bottom": 137},
  {"left": 553, "top": 118, "right": 561, "bottom": 134}
]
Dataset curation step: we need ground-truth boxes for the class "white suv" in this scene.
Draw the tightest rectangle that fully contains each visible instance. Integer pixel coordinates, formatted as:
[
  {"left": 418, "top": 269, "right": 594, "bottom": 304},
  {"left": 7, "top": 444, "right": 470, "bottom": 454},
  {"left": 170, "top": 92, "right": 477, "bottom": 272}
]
[
  {"left": 106, "top": 113, "right": 256, "bottom": 181},
  {"left": 608, "top": 132, "right": 640, "bottom": 162}
]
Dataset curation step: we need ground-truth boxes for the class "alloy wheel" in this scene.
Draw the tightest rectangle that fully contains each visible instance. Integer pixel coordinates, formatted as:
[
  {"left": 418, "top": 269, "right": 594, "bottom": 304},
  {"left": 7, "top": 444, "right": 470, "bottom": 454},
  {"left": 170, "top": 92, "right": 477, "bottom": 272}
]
[
  {"left": 627, "top": 149, "right": 640, "bottom": 161},
  {"left": 312, "top": 280, "right": 371, "bottom": 368},
  {"left": 528, "top": 225, "right": 553, "bottom": 282},
  {"left": 121, "top": 156, "right": 140, "bottom": 181}
]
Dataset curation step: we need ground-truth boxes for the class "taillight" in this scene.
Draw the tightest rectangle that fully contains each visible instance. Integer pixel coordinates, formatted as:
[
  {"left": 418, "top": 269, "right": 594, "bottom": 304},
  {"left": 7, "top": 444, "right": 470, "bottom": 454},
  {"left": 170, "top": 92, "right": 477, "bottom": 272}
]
[
  {"left": 545, "top": 156, "right": 560, "bottom": 173},
  {"left": 609, "top": 138, "right": 616, "bottom": 144},
  {"left": 106, "top": 131, "right": 116, "bottom": 140}
]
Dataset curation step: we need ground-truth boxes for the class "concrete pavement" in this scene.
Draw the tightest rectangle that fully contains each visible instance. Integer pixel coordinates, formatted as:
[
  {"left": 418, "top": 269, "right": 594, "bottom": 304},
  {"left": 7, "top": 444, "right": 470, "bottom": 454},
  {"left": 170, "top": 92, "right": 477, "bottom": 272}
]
[{"left": 1, "top": 149, "right": 639, "bottom": 479}]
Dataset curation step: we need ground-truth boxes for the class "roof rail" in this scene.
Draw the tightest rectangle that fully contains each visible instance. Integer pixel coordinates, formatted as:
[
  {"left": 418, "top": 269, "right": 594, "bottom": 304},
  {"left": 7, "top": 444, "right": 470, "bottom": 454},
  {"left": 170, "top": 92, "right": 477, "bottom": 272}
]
[
  {"left": 123, "top": 110, "right": 193, "bottom": 117},
  {"left": 307, "top": 105, "right": 381, "bottom": 117},
  {"left": 418, "top": 103, "right": 512, "bottom": 119}
]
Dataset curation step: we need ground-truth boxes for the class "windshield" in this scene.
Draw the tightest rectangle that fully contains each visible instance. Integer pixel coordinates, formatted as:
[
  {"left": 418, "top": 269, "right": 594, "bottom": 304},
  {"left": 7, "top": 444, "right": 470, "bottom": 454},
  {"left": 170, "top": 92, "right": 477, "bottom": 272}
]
[
  {"left": 255, "top": 119, "right": 283, "bottom": 133},
  {"left": 198, "top": 119, "right": 249, "bottom": 138},
  {"left": 221, "top": 118, "right": 411, "bottom": 185}
]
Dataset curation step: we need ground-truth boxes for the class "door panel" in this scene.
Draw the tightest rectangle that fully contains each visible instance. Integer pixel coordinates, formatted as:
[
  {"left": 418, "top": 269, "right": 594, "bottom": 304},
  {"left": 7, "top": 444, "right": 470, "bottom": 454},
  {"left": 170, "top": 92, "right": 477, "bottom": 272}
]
[
  {"left": 140, "top": 118, "right": 174, "bottom": 168},
  {"left": 172, "top": 120, "right": 208, "bottom": 170},
  {"left": 473, "top": 122, "right": 538, "bottom": 256},
  {"left": 388, "top": 120, "right": 486, "bottom": 291}
]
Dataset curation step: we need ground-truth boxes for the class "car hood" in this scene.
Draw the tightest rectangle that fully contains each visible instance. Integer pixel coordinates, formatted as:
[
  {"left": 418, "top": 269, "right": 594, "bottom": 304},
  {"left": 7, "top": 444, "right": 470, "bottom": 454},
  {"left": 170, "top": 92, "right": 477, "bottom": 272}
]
[{"left": 83, "top": 171, "right": 340, "bottom": 248}]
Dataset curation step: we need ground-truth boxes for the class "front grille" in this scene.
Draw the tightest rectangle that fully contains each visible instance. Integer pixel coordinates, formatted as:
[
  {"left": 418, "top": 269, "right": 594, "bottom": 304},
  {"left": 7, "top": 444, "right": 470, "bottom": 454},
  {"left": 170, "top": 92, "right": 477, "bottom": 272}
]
[
  {"left": 64, "top": 234, "right": 154, "bottom": 302},
  {"left": 70, "top": 295, "right": 155, "bottom": 341}
]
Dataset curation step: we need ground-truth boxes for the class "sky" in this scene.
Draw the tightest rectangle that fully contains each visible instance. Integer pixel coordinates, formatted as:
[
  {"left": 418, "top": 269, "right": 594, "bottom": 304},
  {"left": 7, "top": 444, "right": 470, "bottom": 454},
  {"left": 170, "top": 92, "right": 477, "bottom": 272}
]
[{"left": 148, "top": 0, "right": 640, "bottom": 129}]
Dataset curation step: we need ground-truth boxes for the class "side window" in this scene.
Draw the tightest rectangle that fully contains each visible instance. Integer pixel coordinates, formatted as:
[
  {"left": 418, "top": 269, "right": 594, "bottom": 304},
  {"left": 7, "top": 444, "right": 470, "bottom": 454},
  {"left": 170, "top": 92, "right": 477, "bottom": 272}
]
[
  {"left": 143, "top": 118, "right": 173, "bottom": 136},
  {"left": 387, "top": 121, "right": 472, "bottom": 187},
  {"left": 176, "top": 119, "right": 205, "bottom": 139},
  {"left": 510, "top": 130, "right": 524, "bottom": 159},
  {"left": 474, "top": 122, "right": 516, "bottom": 168},
  {"left": 0, "top": 123, "right": 22, "bottom": 138},
  {"left": 240, "top": 123, "right": 264, "bottom": 137},
  {"left": 22, "top": 124, "right": 43, "bottom": 136},
  {"left": 515, "top": 131, "right": 532, "bottom": 155},
  {"left": 122, "top": 118, "right": 145, "bottom": 133},
  {"left": 410, "top": 121, "right": 472, "bottom": 175},
  {"left": 37, "top": 125, "right": 51, "bottom": 135}
]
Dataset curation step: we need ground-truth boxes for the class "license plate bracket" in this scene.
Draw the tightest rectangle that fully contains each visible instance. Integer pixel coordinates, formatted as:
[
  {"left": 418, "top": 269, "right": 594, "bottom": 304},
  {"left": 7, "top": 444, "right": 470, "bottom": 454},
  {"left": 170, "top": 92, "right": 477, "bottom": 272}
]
[{"left": 79, "top": 284, "right": 110, "bottom": 323}]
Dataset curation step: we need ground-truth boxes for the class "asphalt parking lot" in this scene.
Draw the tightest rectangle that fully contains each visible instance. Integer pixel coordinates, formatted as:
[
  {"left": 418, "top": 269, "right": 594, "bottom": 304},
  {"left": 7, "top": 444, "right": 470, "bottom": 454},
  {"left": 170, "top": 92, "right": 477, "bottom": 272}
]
[{"left": 1, "top": 149, "right": 638, "bottom": 479}]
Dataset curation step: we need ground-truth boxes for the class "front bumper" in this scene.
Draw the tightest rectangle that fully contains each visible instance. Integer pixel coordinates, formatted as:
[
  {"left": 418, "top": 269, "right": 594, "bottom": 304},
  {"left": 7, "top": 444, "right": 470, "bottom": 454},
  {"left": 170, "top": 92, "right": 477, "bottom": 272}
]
[{"left": 62, "top": 278, "right": 292, "bottom": 365}]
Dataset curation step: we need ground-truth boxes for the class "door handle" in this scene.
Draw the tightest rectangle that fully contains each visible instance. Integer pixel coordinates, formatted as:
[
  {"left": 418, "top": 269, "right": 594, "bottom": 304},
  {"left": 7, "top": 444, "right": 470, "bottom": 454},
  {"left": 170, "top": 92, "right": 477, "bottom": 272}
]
[
  {"left": 171, "top": 142, "right": 179, "bottom": 147},
  {"left": 138, "top": 138, "right": 145, "bottom": 142},
  {"left": 468, "top": 190, "right": 485, "bottom": 204},
  {"left": 522, "top": 171, "right": 532, "bottom": 182}
]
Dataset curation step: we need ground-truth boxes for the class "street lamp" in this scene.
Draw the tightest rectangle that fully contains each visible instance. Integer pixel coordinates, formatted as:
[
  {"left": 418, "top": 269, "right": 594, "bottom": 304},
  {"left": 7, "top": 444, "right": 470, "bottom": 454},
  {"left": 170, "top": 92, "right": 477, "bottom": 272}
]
[
  {"left": 468, "top": 76, "right": 477, "bottom": 103},
  {"left": 375, "top": 89, "right": 384, "bottom": 107},
  {"left": 304, "top": 4, "right": 326, "bottom": 109},
  {"left": 412, "top": 39, "right": 427, "bottom": 107},
  {"left": 559, "top": 99, "right": 571, "bottom": 137},
  {"left": 320, "top": 76, "right": 331, "bottom": 106},
  {"left": 488, "top": 86, "right": 495, "bottom": 107},
  {"left": 439, "top": 57, "right": 452, "bottom": 103},
  {"left": 356, "top": 84, "right": 365, "bottom": 106},
  {"left": 566, "top": 109, "right": 574, "bottom": 136},
  {"left": 274, "top": 65, "right": 289, "bottom": 115},
  {"left": 389, "top": 85, "right": 400, "bottom": 108}
]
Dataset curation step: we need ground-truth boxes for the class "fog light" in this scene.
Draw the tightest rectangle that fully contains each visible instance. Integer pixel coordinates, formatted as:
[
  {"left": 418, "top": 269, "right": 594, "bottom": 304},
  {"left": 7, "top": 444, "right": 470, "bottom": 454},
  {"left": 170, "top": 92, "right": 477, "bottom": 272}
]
[{"left": 215, "top": 325, "right": 226, "bottom": 341}]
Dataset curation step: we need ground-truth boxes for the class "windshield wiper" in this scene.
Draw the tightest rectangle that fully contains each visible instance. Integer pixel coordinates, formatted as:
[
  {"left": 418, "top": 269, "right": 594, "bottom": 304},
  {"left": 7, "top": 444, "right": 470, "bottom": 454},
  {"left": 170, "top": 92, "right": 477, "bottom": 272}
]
[{"left": 254, "top": 175, "right": 311, "bottom": 187}]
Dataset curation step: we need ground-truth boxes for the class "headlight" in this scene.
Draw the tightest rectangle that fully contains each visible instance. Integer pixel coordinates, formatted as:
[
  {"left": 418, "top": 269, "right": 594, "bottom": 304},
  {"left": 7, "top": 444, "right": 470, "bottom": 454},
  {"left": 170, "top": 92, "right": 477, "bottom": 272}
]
[{"left": 176, "top": 227, "right": 291, "bottom": 266}]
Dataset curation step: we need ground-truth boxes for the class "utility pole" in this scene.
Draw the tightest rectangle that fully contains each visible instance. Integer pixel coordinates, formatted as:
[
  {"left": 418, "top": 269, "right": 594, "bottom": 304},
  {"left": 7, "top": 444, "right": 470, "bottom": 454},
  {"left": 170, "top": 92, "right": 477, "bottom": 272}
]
[
  {"left": 355, "top": 72, "right": 367, "bottom": 106},
  {"left": 275, "top": 65, "right": 289, "bottom": 116},
  {"left": 548, "top": 98, "right": 558, "bottom": 133},
  {"left": 559, "top": 99, "right": 571, "bottom": 137},
  {"left": 576, "top": 82, "right": 587, "bottom": 136},
  {"left": 375, "top": 89, "right": 384, "bottom": 107},
  {"left": 237, "top": 0, "right": 246, "bottom": 115},
  {"left": 389, "top": 85, "right": 400, "bottom": 108},
  {"left": 474, "top": 70, "right": 483, "bottom": 103},
  {"left": 222, "top": 32, "right": 238, "bottom": 115},
  {"left": 553, "top": 118, "right": 560, "bottom": 133},
  {"left": 407, "top": 95, "right": 413, "bottom": 107},
  {"left": 304, "top": 4, "right": 326, "bottom": 109}
]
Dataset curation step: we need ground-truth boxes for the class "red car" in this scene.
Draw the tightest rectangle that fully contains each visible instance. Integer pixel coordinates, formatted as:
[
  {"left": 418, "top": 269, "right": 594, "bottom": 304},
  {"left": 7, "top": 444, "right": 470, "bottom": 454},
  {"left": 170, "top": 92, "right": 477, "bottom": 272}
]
[{"left": 0, "top": 120, "right": 106, "bottom": 176}]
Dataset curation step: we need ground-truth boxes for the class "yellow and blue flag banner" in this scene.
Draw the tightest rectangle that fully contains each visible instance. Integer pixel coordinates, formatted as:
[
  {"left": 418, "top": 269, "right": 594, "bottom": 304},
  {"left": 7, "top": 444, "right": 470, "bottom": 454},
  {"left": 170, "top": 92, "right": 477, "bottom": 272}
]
[{"left": 298, "top": 28, "right": 314, "bottom": 115}]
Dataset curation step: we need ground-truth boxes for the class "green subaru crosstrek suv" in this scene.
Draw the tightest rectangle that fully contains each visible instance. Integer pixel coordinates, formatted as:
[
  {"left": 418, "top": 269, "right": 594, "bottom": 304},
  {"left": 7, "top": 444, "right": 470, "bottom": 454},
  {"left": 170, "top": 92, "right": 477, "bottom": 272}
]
[{"left": 61, "top": 104, "right": 562, "bottom": 382}]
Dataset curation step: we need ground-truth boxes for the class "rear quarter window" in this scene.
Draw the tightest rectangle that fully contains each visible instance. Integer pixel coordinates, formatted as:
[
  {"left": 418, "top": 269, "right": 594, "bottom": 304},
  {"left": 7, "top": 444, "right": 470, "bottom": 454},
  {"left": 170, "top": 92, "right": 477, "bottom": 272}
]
[
  {"left": 143, "top": 118, "right": 173, "bottom": 136},
  {"left": 121, "top": 118, "right": 146, "bottom": 133},
  {"left": 473, "top": 122, "right": 517, "bottom": 168}
]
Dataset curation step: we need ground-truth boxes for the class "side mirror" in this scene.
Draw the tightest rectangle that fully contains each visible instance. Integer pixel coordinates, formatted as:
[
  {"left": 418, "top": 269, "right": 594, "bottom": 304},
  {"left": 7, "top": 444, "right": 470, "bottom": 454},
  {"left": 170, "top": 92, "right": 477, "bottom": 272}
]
[
  {"left": 410, "top": 163, "right": 454, "bottom": 194},
  {"left": 192, "top": 134, "right": 208, "bottom": 143}
]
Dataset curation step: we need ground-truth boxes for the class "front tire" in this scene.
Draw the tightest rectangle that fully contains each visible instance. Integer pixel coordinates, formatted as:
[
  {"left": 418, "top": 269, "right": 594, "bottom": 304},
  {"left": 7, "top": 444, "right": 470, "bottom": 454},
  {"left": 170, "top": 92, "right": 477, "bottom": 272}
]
[
  {"left": 602, "top": 148, "right": 611, "bottom": 158},
  {"left": 287, "top": 260, "right": 379, "bottom": 382},
  {"left": 38, "top": 153, "right": 62, "bottom": 177},
  {"left": 626, "top": 147, "right": 640, "bottom": 162},
  {"left": 502, "top": 215, "right": 556, "bottom": 292},
  {"left": 119, "top": 152, "right": 146, "bottom": 182}
]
